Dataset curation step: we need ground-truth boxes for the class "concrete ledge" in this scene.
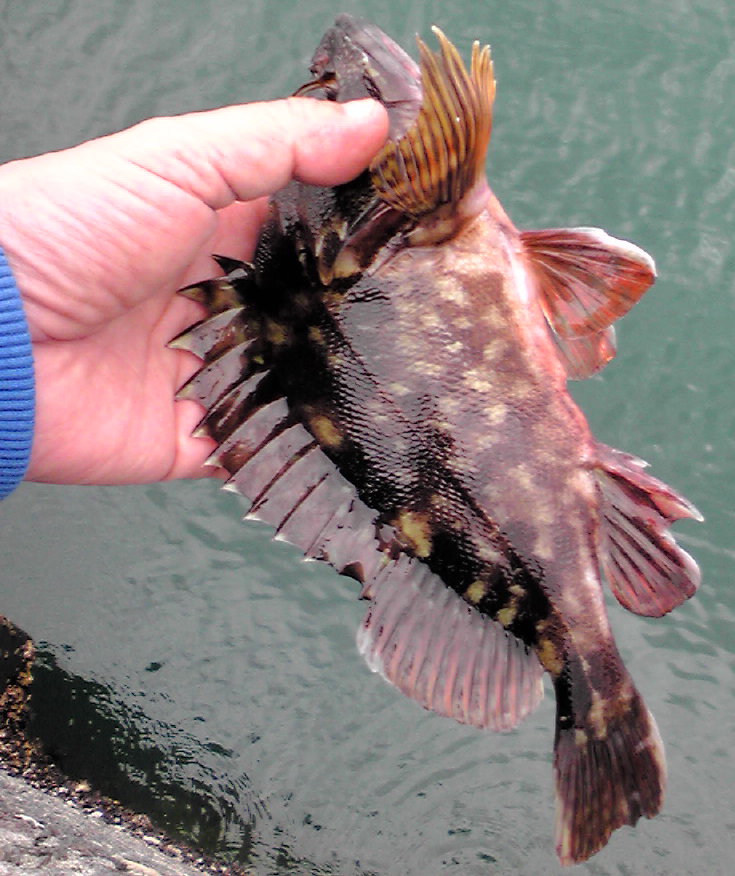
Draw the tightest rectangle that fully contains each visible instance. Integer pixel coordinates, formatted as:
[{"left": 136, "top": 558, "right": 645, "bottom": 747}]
[{"left": 0, "top": 767, "right": 223, "bottom": 875}]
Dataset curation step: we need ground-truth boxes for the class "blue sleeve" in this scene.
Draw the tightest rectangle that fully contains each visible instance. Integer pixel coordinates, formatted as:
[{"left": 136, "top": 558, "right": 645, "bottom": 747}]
[{"left": 0, "top": 247, "right": 35, "bottom": 498}]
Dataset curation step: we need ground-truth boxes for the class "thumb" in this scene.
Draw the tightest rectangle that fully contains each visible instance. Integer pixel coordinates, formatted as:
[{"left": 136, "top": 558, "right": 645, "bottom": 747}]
[{"left": 101, "top": 97, "right": 390, "bottom": 209}]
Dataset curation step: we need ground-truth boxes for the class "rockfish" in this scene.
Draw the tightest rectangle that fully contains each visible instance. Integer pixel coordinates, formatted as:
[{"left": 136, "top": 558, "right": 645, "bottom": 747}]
[{"left": 172, "top": 15, "right": 701, "bottom": 865}]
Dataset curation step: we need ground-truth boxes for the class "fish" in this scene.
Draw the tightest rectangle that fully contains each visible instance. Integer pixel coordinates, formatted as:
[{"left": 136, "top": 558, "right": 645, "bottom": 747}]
[{"left": 171, "top": 15, "right": 702, "bottom": 866}]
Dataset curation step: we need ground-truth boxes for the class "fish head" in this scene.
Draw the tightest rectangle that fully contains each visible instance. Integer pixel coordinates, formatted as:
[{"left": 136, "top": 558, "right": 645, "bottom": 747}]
[
  {"left": 287, "top": 26, "right": 500, "bottom": 286},
  {"left": 294, "top": 14, "right": 422, "bottom": 141}
]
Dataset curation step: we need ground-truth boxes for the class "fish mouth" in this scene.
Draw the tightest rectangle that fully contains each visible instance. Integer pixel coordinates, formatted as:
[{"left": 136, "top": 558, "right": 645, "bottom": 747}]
[
  {"left": 293, "top": 75, "right": 337, "bottom": 98},
  {"left": 292, "top": 14, "right": 422, "bottom": 141}
]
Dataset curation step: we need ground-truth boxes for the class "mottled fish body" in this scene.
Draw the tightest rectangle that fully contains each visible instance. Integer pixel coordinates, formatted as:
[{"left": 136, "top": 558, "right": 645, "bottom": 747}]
[{"left": 172, "top": 15, "right": 701, "bottom": 866}]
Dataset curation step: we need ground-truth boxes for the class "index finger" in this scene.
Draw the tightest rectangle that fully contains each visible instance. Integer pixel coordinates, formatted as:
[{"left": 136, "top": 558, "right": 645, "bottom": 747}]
[{"left": 106, "top": 97, "right": 390, "bottom": 209}]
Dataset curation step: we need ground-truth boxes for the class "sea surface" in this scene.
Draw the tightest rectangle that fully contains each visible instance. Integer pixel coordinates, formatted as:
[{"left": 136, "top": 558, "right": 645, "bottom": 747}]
[{"left": 1, "top": 1, "right": 734, "bottom": 874}]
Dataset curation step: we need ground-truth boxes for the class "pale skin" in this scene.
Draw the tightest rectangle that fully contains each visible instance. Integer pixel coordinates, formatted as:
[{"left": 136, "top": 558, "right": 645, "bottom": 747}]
[{"left": 0, "top": 98, "right": 389, "bottom": 486}]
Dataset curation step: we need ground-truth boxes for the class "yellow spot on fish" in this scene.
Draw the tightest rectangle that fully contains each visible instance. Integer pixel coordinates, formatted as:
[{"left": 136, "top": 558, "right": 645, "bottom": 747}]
[
  {"left": 429, "top": 491, "right": 450, "bottom": 511},
  {"left": 314, "top": 218, "right": 346, "bottom": 261},
  {"left": 418, "top": 308, "right": 443, "bottom": 332},
  {"left": 389, "top": 381, "right": 412, "bottom": 397},
  {"left": 588, "top": 688, "right": 609, "bottom": 740},
  {"left": 438, "top": 395, "right": 461, "bottom": 418},
  {"left": 486, "top": 403, "right": 507, "bottom": 426},
  {"left": 464, "top": 367, "right": 496, "bottom": 393},
  {"left": 497, "top": 603, "right": 517, "bottom": 626},
  {"left": 464, "top": 580, "right": 486, "bottom": 604},
  {"left": 506, "top": 378, "right": 534, "bottom": 402},
  {"left": 450, "top": 454, "right": 476, "bottom": 475},
  {"left": 309, "top": 414, "right": 344, "bottom": 450},
  {"left": 434, "top": 273, "right": 467, "bottom": 305},
  {"left": 482, "top": 338, "right": 508, "bottom": 363},
  {"left": 409, "top": 359, "right": 443, "bottom": 378},
  {"left": 323, "top": 289, "right": 344, "bottom": 310},
  {"left": 510, "top": 463, "right": 534, "bottom": 490},
  {"left": 331, "top": 215, "right": 349, "bottom": 240},
  {"left": 480, "top": 305, "right": 506, "bottom": 330},
  {"left": 408, "top": 215, "right": 460, "bottom": 246},
  {"left": 533, "top": 529, "right": 555, "bottom": 561},
  {"left": 332, "top": 247, "right": 362, "bottom": 280},
  {"left": 537, "top": 636, "right": 564, "bottom": 675},
  {"left": 571, "top": 469, "right": 597, "bottom": 502},
  {"left": 266, "top": 319, "right": 289, "bottom": 347},
  {"left": 474, "top": 431, "right": 500, "bottom": 453},
  {"left": 395, "top": 509, "right": 433, "bottom": 558},
  {"left": 308, "top": 325, "right": 327, "bottom": 347},
  {"left": 528, "top": 495, "right": 556, "bottom": 528},
  {"left": 477, "top": 542, "right": 503, "bottom": 564}
]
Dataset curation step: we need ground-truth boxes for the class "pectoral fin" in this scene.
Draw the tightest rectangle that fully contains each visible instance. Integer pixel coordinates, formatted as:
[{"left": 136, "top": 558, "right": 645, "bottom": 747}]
[
  {"left": 521, "top": 228, "right": 656, "bottom": 378},
  {"left": 594, "top": 443, "right": 702, "bottom": 617},
  {"left": 370, "top": 27, "right": 495, "bottom": 220},
  {"left": 549, "top": 326, "right": 617, "bottom": 379}
]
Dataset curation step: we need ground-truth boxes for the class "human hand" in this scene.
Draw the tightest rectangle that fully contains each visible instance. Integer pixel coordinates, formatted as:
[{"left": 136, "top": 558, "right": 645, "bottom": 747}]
[{"left": 0, "top": 98, "right": 388, "bottom": 485}]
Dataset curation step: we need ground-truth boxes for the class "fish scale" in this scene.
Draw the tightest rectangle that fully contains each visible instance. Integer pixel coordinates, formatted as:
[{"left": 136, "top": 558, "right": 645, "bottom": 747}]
[{"left": 172, "top": 14, "right": 702, "bottom": 867}]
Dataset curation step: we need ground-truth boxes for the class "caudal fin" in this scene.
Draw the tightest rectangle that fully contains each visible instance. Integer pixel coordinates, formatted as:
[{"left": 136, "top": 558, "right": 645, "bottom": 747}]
[{"left": 554, "top": 688, "right": 666, "bottom": 866}]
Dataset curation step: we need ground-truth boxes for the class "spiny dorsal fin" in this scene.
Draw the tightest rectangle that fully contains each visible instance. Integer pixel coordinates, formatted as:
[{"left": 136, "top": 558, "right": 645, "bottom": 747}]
[
  {"left": 178, "top": 255, "right": 255, "bottom": 316},
  {"left": 370, "top": 27, "right": 495, "bottom": 219},
  {"left": 178, "top": 256, "right": 254, "bottom": 316}
]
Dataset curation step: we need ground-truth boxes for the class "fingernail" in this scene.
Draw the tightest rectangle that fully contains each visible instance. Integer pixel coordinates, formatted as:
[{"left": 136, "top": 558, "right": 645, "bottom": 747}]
[{"left": 341, "top": 98, "right": 386, "bottom": 124}]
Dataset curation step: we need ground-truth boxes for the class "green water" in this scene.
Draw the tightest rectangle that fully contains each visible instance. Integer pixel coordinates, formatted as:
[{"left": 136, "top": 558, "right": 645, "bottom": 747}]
[{"left": 1, "top": 1, "right": 733, "bottom": 873}]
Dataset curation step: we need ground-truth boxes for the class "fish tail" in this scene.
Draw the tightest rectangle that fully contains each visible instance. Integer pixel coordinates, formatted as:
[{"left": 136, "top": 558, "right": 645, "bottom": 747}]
[{"left": 553, "top": 686, "right": 666, "bottom": 866}]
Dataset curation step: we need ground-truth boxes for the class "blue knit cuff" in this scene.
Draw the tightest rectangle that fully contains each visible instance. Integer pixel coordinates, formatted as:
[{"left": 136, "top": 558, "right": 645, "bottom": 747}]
[{"left": 0, "top": 247, "right": 35, "bottom": 498}]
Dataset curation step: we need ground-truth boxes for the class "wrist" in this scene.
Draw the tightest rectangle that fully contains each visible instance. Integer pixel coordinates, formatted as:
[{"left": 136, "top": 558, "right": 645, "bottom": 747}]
[{"left": 0, "top": 246, "right": 35, "bottom": 498}]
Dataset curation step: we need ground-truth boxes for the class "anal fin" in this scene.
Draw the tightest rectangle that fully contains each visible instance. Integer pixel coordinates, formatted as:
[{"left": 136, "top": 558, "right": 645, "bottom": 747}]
[
  {"left": 594, "top": 443, "right": 702, "bottom": 617},
  {"left": 212, "top": 396, "right": 389, "bottom": 580},
  {"left": 357, "top": 554, "right": 544, "bottom": 732}
]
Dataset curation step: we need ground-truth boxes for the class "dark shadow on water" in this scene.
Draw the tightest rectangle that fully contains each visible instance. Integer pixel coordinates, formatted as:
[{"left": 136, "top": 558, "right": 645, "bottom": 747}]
[
  {"left": 24, "top": 649, "right": 377, "bottom": 875},
  {"left": 26, "top": 648, "right": 257, "bottom": 865}
]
